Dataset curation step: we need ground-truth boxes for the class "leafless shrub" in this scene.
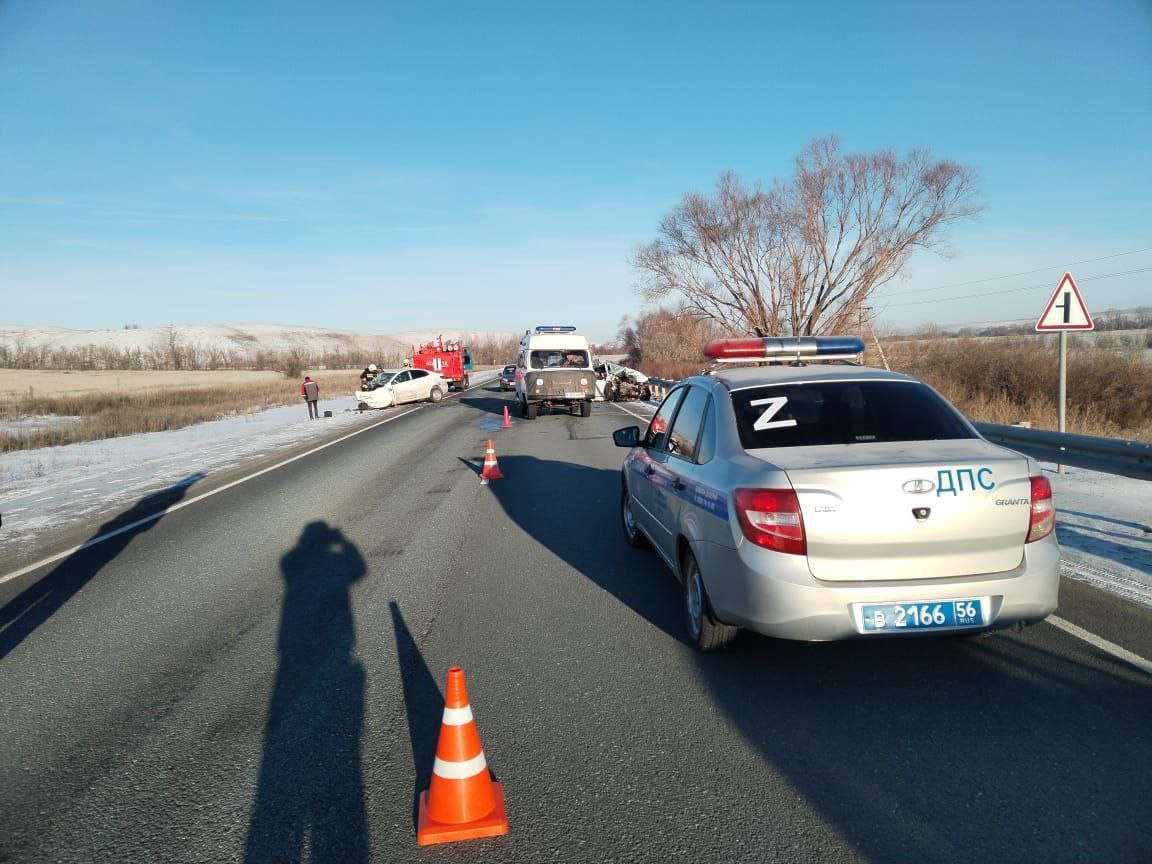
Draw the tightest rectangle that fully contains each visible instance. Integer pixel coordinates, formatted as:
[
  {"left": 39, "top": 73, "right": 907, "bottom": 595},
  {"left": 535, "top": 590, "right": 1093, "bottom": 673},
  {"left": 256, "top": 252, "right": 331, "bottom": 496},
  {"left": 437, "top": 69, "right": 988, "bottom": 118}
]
[
  {"left": 465, "top": 333, "right": 521, "bottom": 365},
  {"left": 619, "top": 307, "right": 720, "bottom": 367}
]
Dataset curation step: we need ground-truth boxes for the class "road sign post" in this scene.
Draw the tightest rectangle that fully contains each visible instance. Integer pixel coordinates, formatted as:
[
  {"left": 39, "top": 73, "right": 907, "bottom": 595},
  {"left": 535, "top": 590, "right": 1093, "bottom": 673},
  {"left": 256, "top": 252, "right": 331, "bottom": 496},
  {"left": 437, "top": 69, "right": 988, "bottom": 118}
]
[{"left": 1035, "top": 272, "right": 1094, "bottom": 473}]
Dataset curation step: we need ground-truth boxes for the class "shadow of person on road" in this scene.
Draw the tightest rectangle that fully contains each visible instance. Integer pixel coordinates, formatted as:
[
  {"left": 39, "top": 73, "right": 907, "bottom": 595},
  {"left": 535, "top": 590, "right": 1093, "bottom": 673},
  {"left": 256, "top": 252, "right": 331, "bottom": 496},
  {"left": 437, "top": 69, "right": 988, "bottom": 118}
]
[
  {"left": 0, "top": 472, "right": 205, "bottom": 661},
  {"left": 389, "top": 601, "right": 446, "bottom": 828},
  {"left": 243, "top": 521, "right": 368, "bottom": 864}
]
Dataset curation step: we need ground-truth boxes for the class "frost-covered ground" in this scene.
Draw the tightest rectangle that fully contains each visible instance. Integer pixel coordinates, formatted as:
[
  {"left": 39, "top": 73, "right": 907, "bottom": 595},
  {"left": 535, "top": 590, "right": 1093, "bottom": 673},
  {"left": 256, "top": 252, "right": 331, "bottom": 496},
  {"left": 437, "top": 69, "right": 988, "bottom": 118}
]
[{"left": 1, "top": 385, "right": 1148, "bottom": 610}]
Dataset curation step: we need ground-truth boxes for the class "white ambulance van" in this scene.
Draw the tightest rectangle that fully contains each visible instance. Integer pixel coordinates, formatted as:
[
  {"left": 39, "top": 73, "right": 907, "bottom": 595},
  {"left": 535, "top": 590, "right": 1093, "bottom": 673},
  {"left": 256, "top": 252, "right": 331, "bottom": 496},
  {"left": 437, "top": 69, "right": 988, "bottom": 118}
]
[{"left": 515, "top": 326, "right": 596, "bottom": 419}]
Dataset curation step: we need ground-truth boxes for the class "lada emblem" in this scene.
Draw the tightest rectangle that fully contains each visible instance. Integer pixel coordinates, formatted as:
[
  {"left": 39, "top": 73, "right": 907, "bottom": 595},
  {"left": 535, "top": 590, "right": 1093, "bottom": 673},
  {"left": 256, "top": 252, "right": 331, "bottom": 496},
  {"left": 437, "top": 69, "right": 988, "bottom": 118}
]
[{"left": 902, "top": 478, "right": 935, "bottom": 495}]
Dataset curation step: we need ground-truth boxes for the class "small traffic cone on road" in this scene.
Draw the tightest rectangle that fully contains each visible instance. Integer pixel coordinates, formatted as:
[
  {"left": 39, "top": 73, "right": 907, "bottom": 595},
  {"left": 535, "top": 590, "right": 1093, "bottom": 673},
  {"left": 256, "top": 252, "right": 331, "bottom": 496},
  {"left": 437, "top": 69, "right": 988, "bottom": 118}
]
[
  {"left": 501, "top": 405, "right": 513, "bottom": 429},
  {"left": 417, "top": 667, "right": 509, "bottom": 846},
  {"left": 479, "top": 439, "right": 504, "bottom": 485}
]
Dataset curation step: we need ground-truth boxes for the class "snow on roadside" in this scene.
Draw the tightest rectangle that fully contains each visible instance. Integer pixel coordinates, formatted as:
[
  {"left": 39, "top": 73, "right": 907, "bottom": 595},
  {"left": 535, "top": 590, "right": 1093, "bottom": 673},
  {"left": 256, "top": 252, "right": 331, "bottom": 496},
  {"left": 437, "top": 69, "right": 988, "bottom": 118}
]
[
  {"left": 0, "top": 395, "right": 380, "bottom": 558},
  {"left": 1, "top": 379, "right": 1148, "bottom": 611},
  {"left": 1045, "top": 464, "right": 1152, "bottom": 607}
]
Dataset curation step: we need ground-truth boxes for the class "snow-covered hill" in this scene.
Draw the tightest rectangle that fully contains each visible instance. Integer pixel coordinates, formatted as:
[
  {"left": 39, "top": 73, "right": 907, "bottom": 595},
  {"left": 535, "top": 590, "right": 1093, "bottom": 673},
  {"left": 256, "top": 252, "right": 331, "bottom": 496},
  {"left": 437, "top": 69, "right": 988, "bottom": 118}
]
[
  {"left": 0, "top": 324, "right": 522, "bottom": 368},
  {"left": 0, "top": 324, "right": 405, "bottom": 356}
]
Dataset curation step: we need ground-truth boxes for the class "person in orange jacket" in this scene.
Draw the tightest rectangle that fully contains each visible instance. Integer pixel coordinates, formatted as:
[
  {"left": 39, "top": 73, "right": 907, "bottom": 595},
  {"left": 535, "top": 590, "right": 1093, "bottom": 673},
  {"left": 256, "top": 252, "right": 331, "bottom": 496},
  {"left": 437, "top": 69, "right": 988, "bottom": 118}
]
[{"left": 301, "top": 376, "right": 320, "bottom": 419}]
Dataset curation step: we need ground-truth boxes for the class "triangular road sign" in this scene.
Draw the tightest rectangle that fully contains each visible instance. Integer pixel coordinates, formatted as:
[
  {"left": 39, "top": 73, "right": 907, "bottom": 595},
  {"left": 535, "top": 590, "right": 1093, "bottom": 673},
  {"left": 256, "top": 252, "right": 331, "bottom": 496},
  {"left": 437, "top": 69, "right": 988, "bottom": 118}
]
[{"left": 1036, "top": 272, "right": 1094, "bottom": 331}]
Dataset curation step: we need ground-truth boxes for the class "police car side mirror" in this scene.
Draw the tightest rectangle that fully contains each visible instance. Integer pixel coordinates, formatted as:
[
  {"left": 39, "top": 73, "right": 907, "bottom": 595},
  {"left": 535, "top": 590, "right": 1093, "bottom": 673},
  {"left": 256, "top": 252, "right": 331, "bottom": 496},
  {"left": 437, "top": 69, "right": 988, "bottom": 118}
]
[{"left": 613, "top": 426, "right": 641, "bottom": 448}]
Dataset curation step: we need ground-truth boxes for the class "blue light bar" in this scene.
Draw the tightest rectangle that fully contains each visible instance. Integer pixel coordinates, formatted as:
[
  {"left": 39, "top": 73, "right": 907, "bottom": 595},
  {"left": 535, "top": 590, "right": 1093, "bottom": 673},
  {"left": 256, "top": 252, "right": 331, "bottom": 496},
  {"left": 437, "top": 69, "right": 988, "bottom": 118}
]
[
  {"left": 535, "top": 325, "right": 578, "bottom": 333},
  {"left": 763, "top": 336, "right": 865, "bottom": 356}
]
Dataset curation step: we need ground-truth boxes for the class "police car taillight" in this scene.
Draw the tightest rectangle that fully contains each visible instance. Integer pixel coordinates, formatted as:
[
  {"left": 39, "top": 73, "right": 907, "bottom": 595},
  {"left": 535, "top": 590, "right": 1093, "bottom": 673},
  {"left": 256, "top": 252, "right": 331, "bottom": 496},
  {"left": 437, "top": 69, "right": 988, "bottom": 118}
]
[
  {"left": 734, "top": 488, "right": 806, "bottom": 555},
  {"left": 703, "top": 336, "right": 864, "bottom": 363},
  {"left": 1027, "top": 476, "right": 1055, "bottom": 543}
]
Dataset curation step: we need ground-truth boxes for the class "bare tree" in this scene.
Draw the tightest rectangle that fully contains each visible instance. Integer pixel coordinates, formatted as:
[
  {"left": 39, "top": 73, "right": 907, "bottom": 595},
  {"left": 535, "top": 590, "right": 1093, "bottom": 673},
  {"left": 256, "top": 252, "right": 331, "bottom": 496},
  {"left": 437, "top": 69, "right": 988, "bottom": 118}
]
[{"left": 633, "top": 135, "right": 982, "bottom": 336}]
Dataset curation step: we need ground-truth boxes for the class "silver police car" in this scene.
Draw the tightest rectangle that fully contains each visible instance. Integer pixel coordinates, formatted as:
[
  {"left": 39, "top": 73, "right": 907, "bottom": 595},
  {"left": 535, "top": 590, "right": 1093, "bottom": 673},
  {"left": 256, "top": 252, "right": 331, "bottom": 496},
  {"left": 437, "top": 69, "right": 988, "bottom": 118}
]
[{"left": 613, "top": 336, "right": 1060, "bottom": 651}]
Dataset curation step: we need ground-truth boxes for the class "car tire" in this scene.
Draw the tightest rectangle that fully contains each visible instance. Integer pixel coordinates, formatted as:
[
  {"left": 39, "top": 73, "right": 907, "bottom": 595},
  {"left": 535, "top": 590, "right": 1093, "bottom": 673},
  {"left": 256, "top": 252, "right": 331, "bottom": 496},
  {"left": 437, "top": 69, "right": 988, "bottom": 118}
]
[
  {"left": 525, "top": 401, "right": 538, "bottom": 420},
  {"left": 580, "top": 400, "right": 592, "bottom": 417},
  {"left": 357, "top": 401, "right": 368, "bottom": 411},
  {"left": 682, "top": 548, "right": 737, "bottom": 652},
  {"left": 429, "top": 387, "right": 443, "bottom": 403},
  {"left": 621, "top": 485, "right": 648, "bottom": 549}
]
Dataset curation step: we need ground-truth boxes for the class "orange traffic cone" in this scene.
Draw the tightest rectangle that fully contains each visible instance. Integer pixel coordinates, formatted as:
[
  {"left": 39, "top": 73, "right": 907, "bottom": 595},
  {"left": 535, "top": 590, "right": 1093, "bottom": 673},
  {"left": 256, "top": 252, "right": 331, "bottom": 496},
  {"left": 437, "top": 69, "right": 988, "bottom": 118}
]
[
  {"left": 417, "top": 667, "right": 509, "bottom": 846},
  {"left": 501, "top": 405, "right": 513, "bottom": 429},
  {"left": 479, "top": 439, "right": 504, "bottom": 485}
]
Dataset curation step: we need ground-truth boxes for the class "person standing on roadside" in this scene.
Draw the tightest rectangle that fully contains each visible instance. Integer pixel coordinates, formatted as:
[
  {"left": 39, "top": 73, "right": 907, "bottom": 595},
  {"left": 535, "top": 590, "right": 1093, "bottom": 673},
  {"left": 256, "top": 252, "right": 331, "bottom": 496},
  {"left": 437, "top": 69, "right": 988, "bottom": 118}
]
[{"left": 301, "top": 376, "right": 320, "bottom": 419}]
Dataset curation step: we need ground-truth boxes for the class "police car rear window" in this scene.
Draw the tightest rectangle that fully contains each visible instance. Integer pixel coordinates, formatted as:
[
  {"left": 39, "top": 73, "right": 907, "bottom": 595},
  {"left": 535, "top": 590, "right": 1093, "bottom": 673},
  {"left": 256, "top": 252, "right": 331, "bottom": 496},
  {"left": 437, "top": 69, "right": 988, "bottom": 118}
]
[{"left": 730, "top": 381, "right": 975, "bottom": 449}]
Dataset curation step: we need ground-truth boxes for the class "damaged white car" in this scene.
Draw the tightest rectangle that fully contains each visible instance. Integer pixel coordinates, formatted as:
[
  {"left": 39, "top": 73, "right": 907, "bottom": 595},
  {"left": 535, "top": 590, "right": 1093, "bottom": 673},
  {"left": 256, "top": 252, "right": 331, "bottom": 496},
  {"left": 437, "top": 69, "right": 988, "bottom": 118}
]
[
  {"left": 594, "top": 361, "right": 653, "bottom": 402},
  {"left": 356, "top": 368, "right": 448, "bottom": 410}
]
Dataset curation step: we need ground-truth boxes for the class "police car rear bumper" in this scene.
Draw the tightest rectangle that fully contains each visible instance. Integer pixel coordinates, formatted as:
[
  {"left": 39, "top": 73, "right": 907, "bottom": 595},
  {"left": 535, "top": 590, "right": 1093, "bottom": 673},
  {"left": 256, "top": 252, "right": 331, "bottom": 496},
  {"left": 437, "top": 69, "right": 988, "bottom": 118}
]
[{"left": 703, "top": 537, "right": 1061, "bottom": 641}]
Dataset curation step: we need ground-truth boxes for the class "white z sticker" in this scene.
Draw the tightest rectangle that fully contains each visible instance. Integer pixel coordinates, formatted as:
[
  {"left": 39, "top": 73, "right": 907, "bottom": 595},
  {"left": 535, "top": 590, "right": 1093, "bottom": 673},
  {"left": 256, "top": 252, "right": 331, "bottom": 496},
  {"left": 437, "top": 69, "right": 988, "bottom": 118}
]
[{"left": 751, "top": 396, "right": 797, "bottom": 431}]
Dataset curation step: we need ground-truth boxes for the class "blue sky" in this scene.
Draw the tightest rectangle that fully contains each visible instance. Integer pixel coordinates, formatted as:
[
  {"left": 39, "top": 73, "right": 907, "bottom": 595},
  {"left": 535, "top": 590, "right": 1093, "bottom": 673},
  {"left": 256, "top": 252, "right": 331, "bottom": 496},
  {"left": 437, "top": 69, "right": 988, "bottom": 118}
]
[{"left": 1, "top": 0, "right": 1149, "bottom": 342}]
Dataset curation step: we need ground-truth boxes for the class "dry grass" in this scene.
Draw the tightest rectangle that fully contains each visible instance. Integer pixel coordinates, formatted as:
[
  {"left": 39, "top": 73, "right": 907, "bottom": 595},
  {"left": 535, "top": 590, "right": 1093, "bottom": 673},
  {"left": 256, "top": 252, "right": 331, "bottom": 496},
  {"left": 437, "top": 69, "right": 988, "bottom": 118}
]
[
  {"left": 0, "top": 369, "right": 286, "bottom": 399},
  {"left": 1, "top": 370, "right": 363, "bottom": 452},
  {"left": 880, "top": 334, "right": 1152, "bottom": 440}
]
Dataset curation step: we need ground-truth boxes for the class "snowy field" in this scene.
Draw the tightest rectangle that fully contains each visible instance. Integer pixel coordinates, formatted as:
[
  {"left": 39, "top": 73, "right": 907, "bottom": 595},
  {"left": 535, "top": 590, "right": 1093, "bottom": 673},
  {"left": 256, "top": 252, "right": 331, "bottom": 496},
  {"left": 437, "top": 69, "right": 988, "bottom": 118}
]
[{"left": 0, "top": 379, "right": 1148, "bottom": 610}]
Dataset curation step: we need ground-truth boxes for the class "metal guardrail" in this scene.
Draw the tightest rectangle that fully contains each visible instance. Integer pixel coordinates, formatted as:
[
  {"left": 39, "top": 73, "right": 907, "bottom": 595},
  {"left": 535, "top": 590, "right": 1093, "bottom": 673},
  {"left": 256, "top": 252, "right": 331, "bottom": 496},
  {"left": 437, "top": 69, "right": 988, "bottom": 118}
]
[
  {"left": 645, "top": 378, "right": 1151, "bottom": 481},
  {"left": 974, "top": 423, "right": 1151, "bottom": 481}
]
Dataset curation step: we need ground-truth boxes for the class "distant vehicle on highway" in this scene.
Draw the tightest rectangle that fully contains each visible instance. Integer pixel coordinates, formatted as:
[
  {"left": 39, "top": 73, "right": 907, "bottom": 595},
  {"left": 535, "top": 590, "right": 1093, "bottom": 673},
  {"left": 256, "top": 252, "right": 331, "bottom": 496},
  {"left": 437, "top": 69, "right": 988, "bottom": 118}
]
[
  {"left": 498, "top": 364, "right": 517, "bottom": 391},
  {"left": 613, "top": 335, "right": 1060, "bottom": 651},
  {"left": 356, "top": 368, "right": 447, "bottom": 410}
]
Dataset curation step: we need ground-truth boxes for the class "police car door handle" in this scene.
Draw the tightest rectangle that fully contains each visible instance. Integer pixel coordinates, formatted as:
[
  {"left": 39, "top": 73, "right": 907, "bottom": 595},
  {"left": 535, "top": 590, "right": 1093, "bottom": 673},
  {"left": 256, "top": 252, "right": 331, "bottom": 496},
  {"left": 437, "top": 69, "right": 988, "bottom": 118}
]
[
  {"left": 644, "top": 464, "right": 656, "bottom": 476},
  {"left": 672, "top": 478, "right": 686, "bottom": 491}
]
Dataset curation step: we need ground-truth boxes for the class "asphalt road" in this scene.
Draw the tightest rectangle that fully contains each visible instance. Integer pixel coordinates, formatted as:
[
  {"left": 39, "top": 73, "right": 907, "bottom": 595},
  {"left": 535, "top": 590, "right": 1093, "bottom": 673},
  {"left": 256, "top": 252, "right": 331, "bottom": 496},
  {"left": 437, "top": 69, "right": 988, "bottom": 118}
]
[{"left": 1, "top": 384, "right": 1150, "bottom": 863}]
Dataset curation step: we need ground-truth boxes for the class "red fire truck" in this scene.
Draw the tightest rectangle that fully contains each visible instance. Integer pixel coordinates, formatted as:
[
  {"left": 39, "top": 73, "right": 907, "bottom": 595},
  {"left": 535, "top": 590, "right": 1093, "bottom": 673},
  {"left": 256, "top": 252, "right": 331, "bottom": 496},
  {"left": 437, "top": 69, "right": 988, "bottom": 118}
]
[{"left": 411, "top": 336, "right": 473, "bottom": 390}]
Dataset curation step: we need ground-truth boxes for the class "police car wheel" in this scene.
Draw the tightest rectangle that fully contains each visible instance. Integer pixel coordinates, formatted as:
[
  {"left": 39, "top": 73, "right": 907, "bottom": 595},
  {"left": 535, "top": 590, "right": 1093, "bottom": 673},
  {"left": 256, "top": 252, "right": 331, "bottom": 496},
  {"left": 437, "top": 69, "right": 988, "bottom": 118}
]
[
  {"left": 429, "top": 387, "right": 443, "bottom": 403},
  {"left": 682, "top": 549, "right": 737, "bottom": 652},
  {"left": 621, "top": 486, "right": 648, "bottom": 549}
]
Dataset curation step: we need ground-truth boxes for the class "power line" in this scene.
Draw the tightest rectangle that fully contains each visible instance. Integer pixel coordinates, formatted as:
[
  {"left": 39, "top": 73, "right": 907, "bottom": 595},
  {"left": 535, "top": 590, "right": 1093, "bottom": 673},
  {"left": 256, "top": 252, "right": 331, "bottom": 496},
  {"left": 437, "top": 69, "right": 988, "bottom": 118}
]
[
  {"left": 882, "top": 246, "right": 1152, "bottom": 298},
  {"left": 882, "top": 266, "right": 1152, "bottom": 308}
]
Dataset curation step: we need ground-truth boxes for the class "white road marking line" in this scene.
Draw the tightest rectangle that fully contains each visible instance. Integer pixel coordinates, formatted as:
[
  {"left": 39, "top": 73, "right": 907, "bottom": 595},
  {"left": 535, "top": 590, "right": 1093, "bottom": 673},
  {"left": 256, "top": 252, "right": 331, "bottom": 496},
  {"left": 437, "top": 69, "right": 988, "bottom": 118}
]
[
  {"left": 1047, "top": 615, "right": 1152, "bottom": 676},
  {"left": 0, "top": 405, "right": 423, "bottom": 586},
  {"left": 606, "top": 403, "right": 654, "bottom": 422}
]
